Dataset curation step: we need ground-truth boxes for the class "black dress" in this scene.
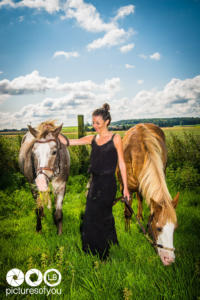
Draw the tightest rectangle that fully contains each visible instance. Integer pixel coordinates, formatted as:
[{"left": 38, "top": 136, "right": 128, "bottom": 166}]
[{"left": 80, "top": 134, "right": 118, "bottom": 259}]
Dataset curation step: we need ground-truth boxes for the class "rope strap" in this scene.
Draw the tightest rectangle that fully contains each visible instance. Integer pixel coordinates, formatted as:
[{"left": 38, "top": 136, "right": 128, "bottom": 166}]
[{"left": 113, "top": 195, "right": 175, "bottom": 252}]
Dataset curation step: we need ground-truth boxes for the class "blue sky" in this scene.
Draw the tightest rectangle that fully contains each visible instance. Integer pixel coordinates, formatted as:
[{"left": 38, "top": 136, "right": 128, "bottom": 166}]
[{"left": 0, "top": 0, "right": 199, "bottom": 128}]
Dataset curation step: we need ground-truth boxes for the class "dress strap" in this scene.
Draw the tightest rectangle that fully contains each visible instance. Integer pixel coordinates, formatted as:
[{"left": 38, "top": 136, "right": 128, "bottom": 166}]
[
  {"left": 111, "top": 133, "right": 116, "bottom": 141},
  {"left": 92, "top": 135, "right": 97, "bottom": 142}
]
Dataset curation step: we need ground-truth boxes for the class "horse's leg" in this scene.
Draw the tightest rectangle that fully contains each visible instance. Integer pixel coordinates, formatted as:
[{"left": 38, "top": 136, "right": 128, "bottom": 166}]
[
  {"left": 52, "top": 180, "right": 66, "bottom": 235},
  {"left": 136, "top": 191, "right": 143, "bottom": 220},
  {"left": 124, "top": 196, "right": 133, "bottom": 231},
  {"left": 35, "top": 206, "right": 44, "bottom": 232},
  {"left": 31, "top": 185, "right": 44, "bottom": 233}
]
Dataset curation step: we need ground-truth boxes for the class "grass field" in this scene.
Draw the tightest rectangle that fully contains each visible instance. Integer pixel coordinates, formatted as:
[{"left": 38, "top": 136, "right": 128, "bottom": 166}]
[{"left": 0, "top": 126, "right": 200, "bottom": 299}]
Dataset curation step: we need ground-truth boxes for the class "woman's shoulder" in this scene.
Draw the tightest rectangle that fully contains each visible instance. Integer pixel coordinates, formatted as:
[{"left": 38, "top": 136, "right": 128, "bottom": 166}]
[{"left": 112, "top": 133, "right": 121, "bottom": 141}]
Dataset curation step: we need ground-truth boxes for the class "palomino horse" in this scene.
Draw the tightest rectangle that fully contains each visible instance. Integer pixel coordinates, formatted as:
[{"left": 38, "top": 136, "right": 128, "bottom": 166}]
[
  {"left": 117, "top": 123, "right": 179, "bottom": 266},
  {"left": 19, "top": 121, "right": 70, "bottom": 235}
]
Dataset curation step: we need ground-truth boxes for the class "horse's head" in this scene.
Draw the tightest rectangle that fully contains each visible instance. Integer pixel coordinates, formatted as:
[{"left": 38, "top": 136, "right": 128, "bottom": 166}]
[
  {"left": 28, "top": 123, "right": 63, "bottom": 191},
  {"left": 150, "top": 192, "right": 179, "bottom": 266}
]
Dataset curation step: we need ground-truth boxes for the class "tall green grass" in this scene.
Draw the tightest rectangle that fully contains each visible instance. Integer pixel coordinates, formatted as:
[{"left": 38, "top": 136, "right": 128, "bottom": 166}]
[{"left": 0, "top": 129, "right": 200, "bottom": 299}]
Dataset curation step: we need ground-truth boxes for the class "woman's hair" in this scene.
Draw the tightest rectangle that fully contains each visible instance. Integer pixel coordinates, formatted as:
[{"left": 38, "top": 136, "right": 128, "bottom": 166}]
[{"left": 92, "top": 103, "right": 111, "bottom": 125}]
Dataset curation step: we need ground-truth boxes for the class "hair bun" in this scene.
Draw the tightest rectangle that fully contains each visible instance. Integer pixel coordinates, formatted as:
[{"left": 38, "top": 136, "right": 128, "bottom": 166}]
[{"left": 102, "top": 103, "right": 110, "bottom": 111}]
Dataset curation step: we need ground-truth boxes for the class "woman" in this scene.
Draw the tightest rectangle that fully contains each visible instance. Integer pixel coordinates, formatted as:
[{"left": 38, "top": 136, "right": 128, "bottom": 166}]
[{"left": 59, "top": 103, "right": 130, "bottom": 259}]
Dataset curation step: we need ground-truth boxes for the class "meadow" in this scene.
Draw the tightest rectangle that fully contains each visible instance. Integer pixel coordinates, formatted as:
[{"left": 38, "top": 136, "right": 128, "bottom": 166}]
[{"left": 0, "top": 126, "right": 200, "bottom": 300}]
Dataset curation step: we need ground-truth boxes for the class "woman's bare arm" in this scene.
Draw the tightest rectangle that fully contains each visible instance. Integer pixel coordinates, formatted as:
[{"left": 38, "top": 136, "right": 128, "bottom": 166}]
[
  {"left": 58, "top": 134, "right": 94, "bottom": 146},
  {"left": 113, "top": 134, "right": 130, "bottom": 199}
]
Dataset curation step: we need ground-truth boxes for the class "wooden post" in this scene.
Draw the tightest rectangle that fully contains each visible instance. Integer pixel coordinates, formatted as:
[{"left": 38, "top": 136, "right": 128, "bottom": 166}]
[{"left": 78, "top": 115, "right": 85, "bottom": 138}]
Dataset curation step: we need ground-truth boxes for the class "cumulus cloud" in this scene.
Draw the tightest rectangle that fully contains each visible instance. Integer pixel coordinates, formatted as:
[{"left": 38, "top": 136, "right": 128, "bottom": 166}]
[
  {"left": 62, "top": 0, "right": 114, "bottom": 32},
  {"left": 0, "top": 71, "right": 3, "bottom": 75},
  {"left": 87, "top": 28, "right": 131, "bottom": 51},
  {"left": 0, "top": 0, "right": 135, "bottom": 51},
  {"left": 0, "top": 0, "right": 60, "bottom": 13},
  {"left": 150, "top": 52, "right": 161, "bottom": 60},
  {"left": 120, "top": 43, "right": 135, "bottom": 53},
  {"left": 139, "top": 52, "right": 161, "bottom": 60},
  {"left": 1, "top": 75, "right": 199, "bottom": 129},
  {"left": 125, "top": 64, "right": 135, "bottom": 69},
  {"left": 139, "top": 54, "right": 147, "bottom": 60},
  {"left": 114, "top": 5, "right": 135, "bottom": 21},
  {"left": 0, "top": 70, "right": 120, "bottom": 96},
  {"left": 62, "top": 0, "right": 134, "bottom": 50},
  {"left": 53, "top": 51, "right": 79, "bottom": 59},
  {"left": 0, "top": 70, "right": 59, "bottom": 95}
]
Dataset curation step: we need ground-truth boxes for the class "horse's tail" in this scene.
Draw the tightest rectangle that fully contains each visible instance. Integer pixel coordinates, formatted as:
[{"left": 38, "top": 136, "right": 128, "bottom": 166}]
[{"left": 138, "top": 124, "right": 172, "bottom": 206}]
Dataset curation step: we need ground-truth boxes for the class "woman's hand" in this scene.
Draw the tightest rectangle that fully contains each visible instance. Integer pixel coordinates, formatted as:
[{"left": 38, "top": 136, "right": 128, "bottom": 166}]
[
  {"left": 123, "top": 187, "right": 130, "bottom": 202},
  {"left": 58, "top": 134, "right": 68, "bottom": 145}
]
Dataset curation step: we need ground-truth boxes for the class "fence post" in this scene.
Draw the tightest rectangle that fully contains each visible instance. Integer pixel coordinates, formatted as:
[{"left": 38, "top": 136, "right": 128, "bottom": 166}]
[{"left": 78, "top": 115, "right": 85, "bottom": 138}]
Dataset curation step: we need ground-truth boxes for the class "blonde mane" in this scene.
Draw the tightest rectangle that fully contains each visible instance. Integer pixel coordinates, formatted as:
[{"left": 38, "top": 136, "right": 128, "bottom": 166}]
[
  {"left": 138, "top": 124, "right": 176, "bottom": 223},
  {"left": 19, "top": 120, "right": 59, "bottom": 180},
  {"left": 36, "top": 120, "right": 57, "bottom": 138}
]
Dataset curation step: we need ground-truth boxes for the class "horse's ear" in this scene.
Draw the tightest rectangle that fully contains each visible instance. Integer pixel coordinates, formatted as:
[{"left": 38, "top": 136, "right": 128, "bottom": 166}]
[
  {"left": 52, "top": 123, "right": 63, "bottom": 137},
  {"left": 172, "top": 192, "right": 179, "bottom": 209},
  {"left": 150, "top": 198, "right": 162, "bottom": 213},
  {"left": 28, "top": 125, "right": 38, "bottom": 138}
]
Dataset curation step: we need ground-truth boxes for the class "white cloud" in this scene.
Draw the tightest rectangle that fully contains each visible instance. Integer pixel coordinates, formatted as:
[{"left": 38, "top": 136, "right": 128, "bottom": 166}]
[
  {"left": 0, "top": 0, "right": 16, "bottom": 9},
  {"left": 0, "top": 70, "right": 59, "bottom": 95},
  {"left": 125, "top": 64, "right": 135, "bottom": 69},
  {"left": 0, "top": 70, "right": 120, "bottom": 96},
  {"left": 0, "top": 71, "right": 3, "bottom": 75},
  {"left": 0, "top": 0, "right": 135, "bottom": 51},
  {"left": 0, "top": 0, "right": 60, "bottom": 13},
  {"left": 139, "top": 52, "right": 161, "bottom": 61},
  {"left": 120, "top": 43, "right": 135, "bottom": 53},
  {"left": 53, "top": 51, "right": 79, "bottom": 59},
  {"left": 1, "top": 75, "right": 199, "bottom": 129},
  {"left": 87, "top": 28, "right": 130, "bottom": 51},
  {"left": 139, "top": 54, "right": 147, "bottom": 60},
  {"left": 0, "top": 94, "right": 10, "bottom": 104},
  {"left": 137, "top": 80, "right": 144, "bottom": 85},
  {"left": 0, "top": 75, "right": 121, "bottom": 128},
  {"left": 114, "top": 5, "right": 135, "bottom": 21},
  {"left": 150, "top": 52, "right": 161, "bottom": 60},
  {"left": 62, "top": 0, "right": 114, "bottom": 32},
  {"left": 62, "top": 0, "right": 134, "bottom": 51}
]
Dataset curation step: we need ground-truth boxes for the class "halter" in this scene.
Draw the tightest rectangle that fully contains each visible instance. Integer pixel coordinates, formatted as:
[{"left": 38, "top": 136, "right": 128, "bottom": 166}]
[
  {"left": 113, "top": 195, "right": 175, "bottom": 252},
  {"left": 34, "top": 138, "right": 59, "bottom": 179}
]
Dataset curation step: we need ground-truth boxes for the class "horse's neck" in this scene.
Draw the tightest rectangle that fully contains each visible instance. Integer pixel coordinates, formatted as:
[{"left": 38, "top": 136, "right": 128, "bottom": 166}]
[{"left": 139, "top": 150, "right": 172, "bottom": 206}]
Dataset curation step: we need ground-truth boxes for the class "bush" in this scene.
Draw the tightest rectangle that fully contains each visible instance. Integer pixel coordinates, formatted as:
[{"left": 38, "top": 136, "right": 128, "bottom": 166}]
[
  {"left": 69, "top": 145, "right": 90, "bottom": 175},
  {"left": 166, "top": 132, "right": 200, "bottom": 172},
  {"left": 167, "top": 164, "right": 200, "bottom": 190}
]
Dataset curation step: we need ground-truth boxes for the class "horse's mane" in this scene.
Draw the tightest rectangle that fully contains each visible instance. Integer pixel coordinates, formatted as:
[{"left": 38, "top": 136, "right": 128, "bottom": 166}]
[
  {"left": 36, "top": 120, "right": 57, "bottom": 139},
  {"left": 137, "top": 124, "right": 176, "bottom": 223},
  {"left": 19, "top": 120, "right": 58, "bottom": 182}
]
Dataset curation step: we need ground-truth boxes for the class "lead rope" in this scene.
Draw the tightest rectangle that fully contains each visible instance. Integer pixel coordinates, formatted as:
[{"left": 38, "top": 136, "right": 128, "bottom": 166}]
[{"left": 113, "top": 195, "right": 175, "bottom": 252}]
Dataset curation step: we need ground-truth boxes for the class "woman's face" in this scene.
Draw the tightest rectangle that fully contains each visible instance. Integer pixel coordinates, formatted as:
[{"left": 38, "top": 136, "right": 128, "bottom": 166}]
[{"left": 92, "top": 115, "right": 108, "bottom": 132}]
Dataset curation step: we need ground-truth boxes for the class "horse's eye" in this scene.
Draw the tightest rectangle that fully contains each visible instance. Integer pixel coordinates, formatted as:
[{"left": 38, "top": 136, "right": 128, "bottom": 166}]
[
  {"left": 156, "top": 227, "right": 162, "bottom": 232},
  {"left": 52, "top": 150, "right": 57, "bottom": 155}
]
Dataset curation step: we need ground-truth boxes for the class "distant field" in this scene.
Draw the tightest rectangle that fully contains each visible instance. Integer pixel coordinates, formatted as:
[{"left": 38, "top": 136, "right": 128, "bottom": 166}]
[
  {"left": 62, "top": 126, "right": 78, "bottom": 133},
  {"left": 61, "top": 125, "right": 200, "bottom": 139},
  {"left": 1, "top": 125, "right": 200, "bottom": 139}
]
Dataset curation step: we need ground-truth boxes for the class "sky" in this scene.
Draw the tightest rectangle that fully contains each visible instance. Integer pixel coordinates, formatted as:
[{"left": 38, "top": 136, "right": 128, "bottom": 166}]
[{"left": 0, "top": 0, "right": 200, "bottom": 129}]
